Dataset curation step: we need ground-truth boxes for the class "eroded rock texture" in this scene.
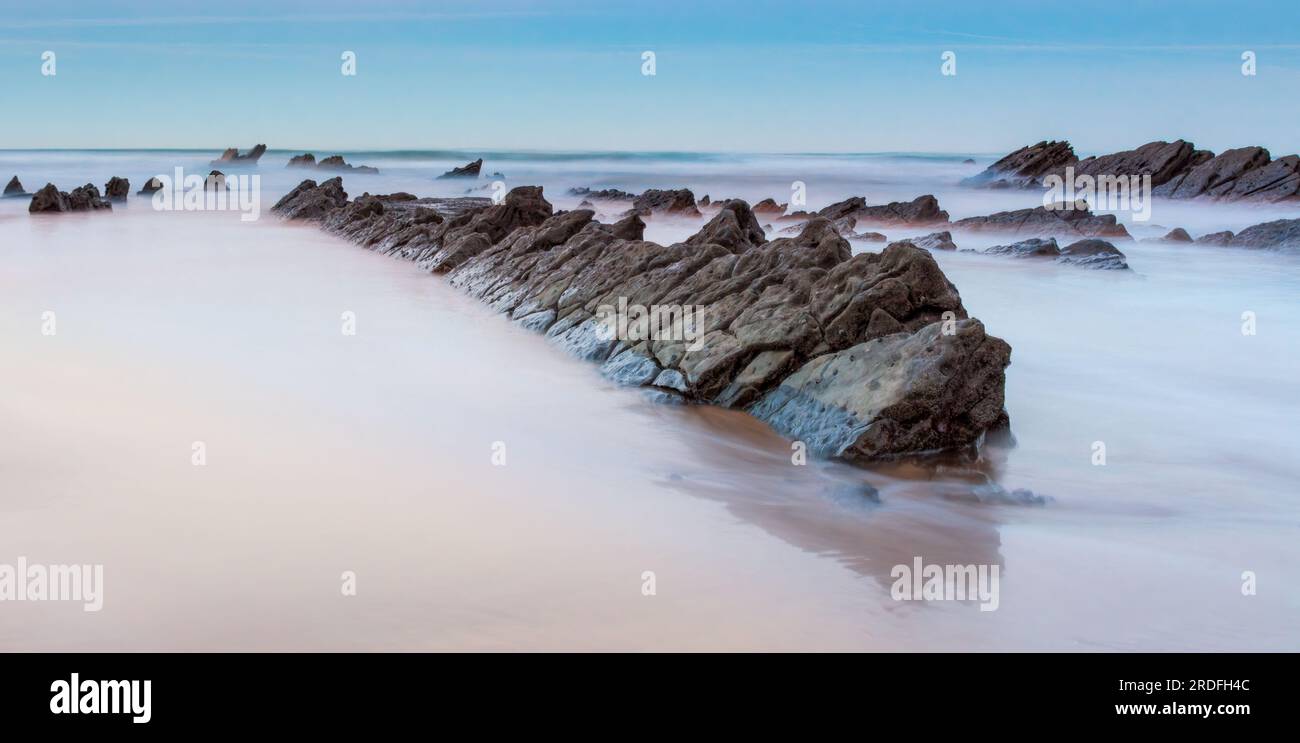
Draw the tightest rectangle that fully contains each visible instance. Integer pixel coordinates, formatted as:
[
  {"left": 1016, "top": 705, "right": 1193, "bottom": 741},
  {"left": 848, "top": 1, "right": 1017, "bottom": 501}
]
[{"left": 272, "top": 181, "right": 1013, "bottom": 462}]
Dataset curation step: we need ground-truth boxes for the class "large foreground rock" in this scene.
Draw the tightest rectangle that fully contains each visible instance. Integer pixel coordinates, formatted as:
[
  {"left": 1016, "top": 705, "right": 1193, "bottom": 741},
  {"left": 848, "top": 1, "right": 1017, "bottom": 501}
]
[
  {"left": 272, "top": 179, "right": 1014, "bottom": 463},
  {"left": 748, "top": 320, "right": 1010, "bottom": 462},
  {"left": 28, "top": 183, "right": 112, "bottom": 213}
]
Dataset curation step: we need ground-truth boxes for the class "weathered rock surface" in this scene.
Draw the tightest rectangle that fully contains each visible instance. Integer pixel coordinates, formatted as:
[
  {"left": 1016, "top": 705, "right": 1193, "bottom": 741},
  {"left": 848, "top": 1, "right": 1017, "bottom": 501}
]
[
  {"left": 568, "top": 187, "right": 637, "bottom": 201},
  {"left": 103, "top": 176, "right": 130, "bottom": 201},
  {"left": 1160, "top": 227, "right": 1193, "bottom": 243},
  {"left": 4, "top": 176, "right": 28, "bottom": 197},
  {"left": 983, "top": 237, "right": 1062, "bottom": 259},
  {"left": 1057, "top": 238, "right": 1130, "bottom": 270},
  {"left": 210, "top": 144, "right": 267, "bottom": 167},
  {"left": 784, "top": 195, "right": 948, "bottom": 228},
  {"left": 751, "top": 198, "right": 788, "bottom": 215},
  {"left": 272, "top": 179, "right": 1014, "bottom": 463},
  {"left": 438, "top": 159, "right": 483, "bottom": 179},
  {"left": 627, "top": 188, "right": 700, "bottom": 217},
  {"left": 970, "top": 139, "right": 1300, "bottom": 202},
  {"left": 961, "top": 140, "right": 1077, "bottom": 188},
  {"left": 289, "top": 153, "right": 379, "bottom": 174},
  {"left": 953, "top": 204, "right": 1130, "bottom": 239},
  {"left": 907, "top": 230, "right": 957, "bottom": 251},
  {"left": 138, "top": 177, "right": 164, "bottom": 195},
  {"left": 1195, "top": 230, "right": 1235, "bottom": 245},
  {"left": 1225, "top": 218, "right": 1300, "bottom": 250},
  {"left": 28, "top": 183, "right": 112, "bottom": 213}
]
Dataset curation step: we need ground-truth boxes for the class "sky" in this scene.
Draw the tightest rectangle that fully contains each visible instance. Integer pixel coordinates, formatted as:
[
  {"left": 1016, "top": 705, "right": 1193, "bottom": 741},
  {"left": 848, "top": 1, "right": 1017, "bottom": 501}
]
[{"left": 1, "top": 0, "right": 1299, "bottom": 155}]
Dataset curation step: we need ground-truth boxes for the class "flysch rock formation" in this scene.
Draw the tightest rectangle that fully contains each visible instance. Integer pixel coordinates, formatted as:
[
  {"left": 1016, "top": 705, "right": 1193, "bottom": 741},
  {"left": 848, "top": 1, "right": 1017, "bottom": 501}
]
[
  {"left": 287, "top": 153, "right": 379, "bottom": 174},
  {"left": 209, "top": 144, "right": 267, "bottom": 168},
  {"left": 952, "top": 204, "right": 1131, "bottom": 240},
  {"left": 28, "top": 183, "right": 112, "bottom": 213},
  {"left": 779, "top": 194, "right": 949, "bottom": 228},
  {"left": 965, "top": 139, "right": 1300, "bottom": 202},
  {"left": 438, "top": 159, "right": 483, "bottom": 179},
  {"left": 272, "top": 179, "right": 1014, "bottom": 464},
  {"left": 977, "top": 237, "right": 1130, "bottom": 270}
]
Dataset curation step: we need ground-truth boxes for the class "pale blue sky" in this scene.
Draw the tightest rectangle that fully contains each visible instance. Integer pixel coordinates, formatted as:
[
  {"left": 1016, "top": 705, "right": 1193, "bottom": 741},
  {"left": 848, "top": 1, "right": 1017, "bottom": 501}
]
[{"left": 1, "top": 0, "right": 1298, "bottom": 154}]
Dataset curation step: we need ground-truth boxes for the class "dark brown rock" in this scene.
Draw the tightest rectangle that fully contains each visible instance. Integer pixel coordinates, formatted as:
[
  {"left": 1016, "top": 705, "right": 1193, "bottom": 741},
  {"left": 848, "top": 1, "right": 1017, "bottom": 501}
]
[
  {"left": 103, "top": 176, "right": 130, "bottom": 201},
  {"left": 438, "top": 159, "right": 483, "bottom": 179}
]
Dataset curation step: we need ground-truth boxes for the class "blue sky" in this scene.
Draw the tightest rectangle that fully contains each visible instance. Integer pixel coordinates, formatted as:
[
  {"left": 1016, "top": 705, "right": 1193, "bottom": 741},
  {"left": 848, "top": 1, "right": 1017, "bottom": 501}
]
[{"left": 1, "top": 0, "right": 1299, "bottom": 154}]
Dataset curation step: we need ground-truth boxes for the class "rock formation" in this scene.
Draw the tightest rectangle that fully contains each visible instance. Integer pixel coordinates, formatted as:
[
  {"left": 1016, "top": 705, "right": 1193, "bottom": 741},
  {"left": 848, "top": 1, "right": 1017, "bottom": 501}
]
[
  {"left": 271, "top": 179, "right": 1014, "bottom": 464},
  {"left": 28, "top": 183, "right": 112, "bottom": 213},
  {"left": 626, "top": 188, "right": 700, "bottom": 217},
  {"left": 952, "top": 204, "right": 1130, "bottom": 239},
  {"left": 288, "top": 153, "right": 379, "bottom": 174},
  {"left": 907, "top": 231, "right": 957, "bottom": 251},
  {"left": 977, "top": 237, "right": 1129, "bottom": 269},
  {"left": 782, "top": 195, "right": 949, "bottom": 227},
  {"left": 438, "top": 159, "right": 483, "bottom": 179},
  {"left": 209, "top": 144, "right": 267, "bottom": 167},
  {"left": 968, "top": 139, "right": 1300, "bottom": 202},
  {"left": 103, "top": 176, "right": 130, "bottom": 201},
  {"left": 4, "top": 176, "right": 28, "bottom": 197},
  {"left": 138, "top": 177, "right": 165, "bottom": 195}
]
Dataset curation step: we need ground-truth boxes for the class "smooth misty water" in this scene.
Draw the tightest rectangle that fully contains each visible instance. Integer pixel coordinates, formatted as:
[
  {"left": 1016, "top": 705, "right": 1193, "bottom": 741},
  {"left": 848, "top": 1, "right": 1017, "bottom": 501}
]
[{"left": 0, "top": 150, "right": 1296, "bottom": 650}]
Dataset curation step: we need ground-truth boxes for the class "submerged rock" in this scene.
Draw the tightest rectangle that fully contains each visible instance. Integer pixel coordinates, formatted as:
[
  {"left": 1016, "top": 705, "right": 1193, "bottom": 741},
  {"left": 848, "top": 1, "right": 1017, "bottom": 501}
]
[
  {"left": 1057, "top": 239, "right": 1129, "bottom": 270},
  {"left": 983, "top": 237, "right": 1061, "bottom": 258},
  {"left": 272, "top": 180, "right": 1014, "bottom": 464},
  {"left": 907, "top": 230, "right": 957, "bottom": 251},
  {"left": 28, "top": 183, "right": 112, "bottom": 213}
]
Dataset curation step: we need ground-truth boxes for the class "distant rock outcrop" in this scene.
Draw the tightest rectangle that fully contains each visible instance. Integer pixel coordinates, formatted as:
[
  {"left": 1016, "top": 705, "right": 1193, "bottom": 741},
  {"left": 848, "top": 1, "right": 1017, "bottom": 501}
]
[
  {"left": 4, "top": 176, "right": 28, "bottom": 197},
  {"left": 438, "top": 159, "right": 483, "bottom": 179},
  {"left": 288, "top": 153, "right": 379, "bottom": 174},
  {"left": 28, "top": 183, "right": 112, "bottom": 213},
  {"left": 210, "top": 144, "right": 267, "bottom": 167},
  {"left": 138, "top": 177, "right": 165, "bottom": 196},
  {"left": 271, "top": 179, "right": 1014, "bottom": 464},
  {"left": 968, "top": 139, "right": 1300, "bottom": 202}
]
